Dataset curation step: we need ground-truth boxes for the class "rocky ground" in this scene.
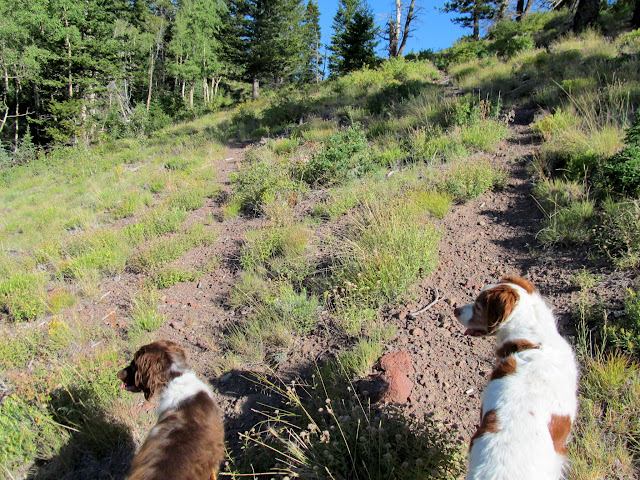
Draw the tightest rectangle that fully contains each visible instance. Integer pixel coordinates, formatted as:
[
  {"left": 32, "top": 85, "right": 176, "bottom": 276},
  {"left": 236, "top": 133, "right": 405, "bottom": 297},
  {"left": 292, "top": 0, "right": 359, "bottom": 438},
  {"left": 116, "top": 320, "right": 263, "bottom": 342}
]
[{"left": 77, "top": 106, "right": 633, "bottom": 475}]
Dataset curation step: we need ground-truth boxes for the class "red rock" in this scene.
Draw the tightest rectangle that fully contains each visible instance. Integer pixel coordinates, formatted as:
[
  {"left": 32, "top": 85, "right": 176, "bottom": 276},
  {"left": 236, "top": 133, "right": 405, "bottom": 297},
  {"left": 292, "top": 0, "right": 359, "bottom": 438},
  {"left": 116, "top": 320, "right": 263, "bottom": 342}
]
[
  {"left": 379, "top": 350, "right": 414, "bottom": 374},
  {"left": 380, "top": 370, "right": 414, "bottom": 403}
]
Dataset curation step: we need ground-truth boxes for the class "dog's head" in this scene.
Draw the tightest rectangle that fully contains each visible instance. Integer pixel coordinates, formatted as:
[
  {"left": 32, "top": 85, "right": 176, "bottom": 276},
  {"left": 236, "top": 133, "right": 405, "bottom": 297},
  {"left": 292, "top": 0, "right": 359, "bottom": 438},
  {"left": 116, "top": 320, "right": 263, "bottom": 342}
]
[
  {"left": 453, "top": 276, "right": 535, "bottom": 336},
  {"left": 117, "top": 340, "right": 187, "bottom": 400}
]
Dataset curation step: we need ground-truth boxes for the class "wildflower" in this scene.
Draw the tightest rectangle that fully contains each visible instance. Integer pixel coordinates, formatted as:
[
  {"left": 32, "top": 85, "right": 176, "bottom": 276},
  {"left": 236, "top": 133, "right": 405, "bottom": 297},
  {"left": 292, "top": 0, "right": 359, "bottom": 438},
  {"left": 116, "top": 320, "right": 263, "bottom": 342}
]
[
  {"left": 395, "top": 434, "right": 402, "bottom": 441},
  {"left": 416, "top": 458, "right": 424, "bottom": 465},
  {"left": 383, "top": 453, "right": 392, "bottom": 462}
]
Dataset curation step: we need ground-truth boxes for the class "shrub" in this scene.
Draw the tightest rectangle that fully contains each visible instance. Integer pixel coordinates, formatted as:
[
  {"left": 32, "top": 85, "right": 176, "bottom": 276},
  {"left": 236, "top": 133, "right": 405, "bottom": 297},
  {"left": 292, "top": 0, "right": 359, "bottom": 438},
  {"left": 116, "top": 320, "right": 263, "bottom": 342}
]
[
  {"left": 444, "top": 161, "right": 506, "bottom": 202},
  {"left": 240, "top": 224, "right": 312, "bottom": 284},
  {"left": 599, "top": 146, "right": 640, "bottom": 198},
  {"left": 303, "top": 125, "right": 376, "bottom": 185},
  {"left": 237, "top": 375, "right": 465, "bottom": 480},
  {"left": 538, "top": 200, "right": 595, "bottom": 245},
  {"left": 595, "top": 199, "right": 640, "bottom": 269},
  {"left": 230, "top": 159, "right": 296, "bottom": 214}
]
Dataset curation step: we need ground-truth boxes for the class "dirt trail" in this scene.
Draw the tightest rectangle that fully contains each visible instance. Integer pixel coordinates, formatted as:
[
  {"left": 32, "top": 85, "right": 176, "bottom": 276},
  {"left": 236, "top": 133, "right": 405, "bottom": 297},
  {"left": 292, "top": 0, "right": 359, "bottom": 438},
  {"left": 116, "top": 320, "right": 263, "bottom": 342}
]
[{"left": 97, "top": 107, "right": 627, "bottom": 462}]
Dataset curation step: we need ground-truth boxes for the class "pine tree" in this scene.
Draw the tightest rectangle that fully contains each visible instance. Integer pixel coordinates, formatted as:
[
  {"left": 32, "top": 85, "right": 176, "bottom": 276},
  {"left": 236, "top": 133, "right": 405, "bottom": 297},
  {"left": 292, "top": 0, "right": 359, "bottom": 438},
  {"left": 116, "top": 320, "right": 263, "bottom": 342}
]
[
  {"left": 328, "top": 0, "right": 378, "bottom": 76},
  {"left": 441, "top": 0, "right": 504, "bottom": 40},
  {"left": 230, "top": 0, "right": 305, "bottom": 99},
  {"left": 300, "top": 0, "right": 322, "bottom": 83}
]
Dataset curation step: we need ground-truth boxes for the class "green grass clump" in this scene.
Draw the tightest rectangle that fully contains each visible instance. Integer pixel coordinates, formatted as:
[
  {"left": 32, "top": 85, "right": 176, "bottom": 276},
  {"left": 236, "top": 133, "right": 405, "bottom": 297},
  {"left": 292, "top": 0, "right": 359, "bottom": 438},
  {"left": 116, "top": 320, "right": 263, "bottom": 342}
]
[
  {"left": 129, "top": 288, "right": 166, "bottom": 332},
  {"left": 0, "top": 272, "right": 48, "bottom": 322},
  {"left": 334, "top": 199, "right": 439, "bottom": 306},
  {"left": 538, "top": 200, "right": 596, "bottom": 245},
  {"left": 128, "top": 223, "right": 217, "bottom": 274},
  {"left": 532, "top": 178, "right": 587, "bottom": 214},
  {"left": 569, "top": 353, "right": 640, "bottom": 480},
  {"left": 444, "top": 160, "right": 506, "bottom": 202},
  {"left": 240, "top": 224, "right": 312, "bottom": 284},
  {"left": 596, "top": 199, "right": 640, "bottom": 269},
  {"left": 601, "top": 290, "right": 640, "bottom": 356},
  {"left": 303, "top": 124, "right": 377, "bottom": 185}
]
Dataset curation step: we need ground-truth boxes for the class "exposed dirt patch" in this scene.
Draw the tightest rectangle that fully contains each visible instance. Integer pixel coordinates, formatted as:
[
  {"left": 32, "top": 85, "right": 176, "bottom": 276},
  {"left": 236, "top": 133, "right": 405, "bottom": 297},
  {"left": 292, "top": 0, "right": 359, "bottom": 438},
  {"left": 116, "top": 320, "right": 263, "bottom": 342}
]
[{"left": 60, "top": 110, "right": 634, "bottom": 474}]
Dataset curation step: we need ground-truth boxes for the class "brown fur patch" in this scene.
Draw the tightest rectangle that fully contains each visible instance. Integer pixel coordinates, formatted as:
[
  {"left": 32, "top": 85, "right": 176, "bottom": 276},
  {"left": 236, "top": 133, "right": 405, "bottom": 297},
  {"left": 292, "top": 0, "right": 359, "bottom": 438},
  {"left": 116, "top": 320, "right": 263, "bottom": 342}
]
[
  {"left": 117, "top": 340, "right": 187, "bottom": 400},
  {"left": 476, "top": 285, "right": 519, "bottom": 333},
  {"left": 490, "top": 357, "right": 517, "bottom": 380},
  {"left": 496, "top": 339, "right": 540, "bottom": 358},
  {"left": 548, "top": 414, "right": 571, "bottom": 455},
  {"left": 470, "top": 409, "right": 500, "bottom": 451},
  {"left": 501, "top": 275, "right": 535, "bottom": 294},
  {"left": 128, "top": 391, "right": 225, "bottom": 480}
]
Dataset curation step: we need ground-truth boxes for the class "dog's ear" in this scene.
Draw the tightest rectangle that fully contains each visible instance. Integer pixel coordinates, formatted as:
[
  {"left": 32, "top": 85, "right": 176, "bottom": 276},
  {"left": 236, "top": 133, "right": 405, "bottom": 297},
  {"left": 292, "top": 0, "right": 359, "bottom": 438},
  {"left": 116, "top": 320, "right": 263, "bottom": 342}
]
[
  {"left": 134, "top": 347, "right": 169, "bottom": 400},
  {"left": 480, "top": 285, "right": 519, "bottom": 333},
  {"left": 133, "top": 342, "right": 187, "bottom": 400},
  {"left": 500, "top": 275, "right": 535, "bottom": 294}
]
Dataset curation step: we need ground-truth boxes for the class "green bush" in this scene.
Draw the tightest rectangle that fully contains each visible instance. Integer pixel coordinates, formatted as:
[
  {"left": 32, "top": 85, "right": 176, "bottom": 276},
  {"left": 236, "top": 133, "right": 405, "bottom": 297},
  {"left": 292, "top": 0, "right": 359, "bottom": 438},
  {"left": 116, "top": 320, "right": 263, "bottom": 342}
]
[
  {"left": 303, "top": 125, "right": 377, "bottom": 185},
  {"left": 603, "top": 289, "right": 640, "bottom": 356},
  {"left": 539, "top": 200, "right": 596, "bottom": 245},
  {"left": 240, "top": 224, "right": 312, "bottom": 284},
  {"left": 599, "top": 146, "right": 640, "bottom": 197},
  {"left": 596, "top": 199, "right": 640, "bottom": 269},
  {"left": 444, "top": 161, "right": 506, "bottom": 202},
  {"left": 230, "top": 160, "right": 296, "bottom": 214}
]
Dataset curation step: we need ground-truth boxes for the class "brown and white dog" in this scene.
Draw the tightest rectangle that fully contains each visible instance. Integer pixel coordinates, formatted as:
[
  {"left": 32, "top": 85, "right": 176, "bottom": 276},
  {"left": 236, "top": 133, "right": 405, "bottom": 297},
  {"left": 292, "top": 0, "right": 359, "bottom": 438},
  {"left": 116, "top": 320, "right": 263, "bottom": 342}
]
[
  {"left": 117, "top": 340, "right": 225, "bottom": 480},
  {"left": 454, "top": 276, "right": 578, "bottom": 480}
]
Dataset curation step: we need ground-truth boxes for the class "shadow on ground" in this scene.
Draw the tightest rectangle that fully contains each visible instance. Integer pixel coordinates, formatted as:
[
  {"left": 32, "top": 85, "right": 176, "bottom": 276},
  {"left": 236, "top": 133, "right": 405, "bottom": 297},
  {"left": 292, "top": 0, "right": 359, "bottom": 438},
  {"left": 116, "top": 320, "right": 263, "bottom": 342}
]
[{"left": 26, "top": 387, "right": 135, "bottom": 480}]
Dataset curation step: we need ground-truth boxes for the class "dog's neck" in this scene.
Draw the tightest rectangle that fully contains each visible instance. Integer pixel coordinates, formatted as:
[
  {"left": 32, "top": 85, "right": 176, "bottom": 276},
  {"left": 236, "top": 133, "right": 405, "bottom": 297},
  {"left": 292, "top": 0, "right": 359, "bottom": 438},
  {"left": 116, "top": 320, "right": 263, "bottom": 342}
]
[
  {"left": 496, "top": 291, "right": 559, "bottom": 345},
  {"left": 157, "top": 369, "right": 213, "bottom": 416}
]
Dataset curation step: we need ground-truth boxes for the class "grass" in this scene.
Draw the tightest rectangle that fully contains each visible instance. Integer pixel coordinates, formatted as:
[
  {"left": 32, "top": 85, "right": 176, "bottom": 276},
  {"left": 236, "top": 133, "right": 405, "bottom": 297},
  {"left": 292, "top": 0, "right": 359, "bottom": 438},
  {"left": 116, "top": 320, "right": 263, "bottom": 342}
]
[
  {"left": 129, "top": 288, "right": 166, "bottom": 332},
  {"left": 231, "top": 371, "right": 465, "bottom": 479}
]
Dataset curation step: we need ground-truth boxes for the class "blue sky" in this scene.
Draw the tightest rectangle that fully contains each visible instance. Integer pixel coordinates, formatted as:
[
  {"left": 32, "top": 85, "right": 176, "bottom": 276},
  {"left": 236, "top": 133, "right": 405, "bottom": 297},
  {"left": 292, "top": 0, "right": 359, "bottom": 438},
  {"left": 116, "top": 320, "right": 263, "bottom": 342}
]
[{"left": 317, "top": 0, "right": 468, "bottom": 56}]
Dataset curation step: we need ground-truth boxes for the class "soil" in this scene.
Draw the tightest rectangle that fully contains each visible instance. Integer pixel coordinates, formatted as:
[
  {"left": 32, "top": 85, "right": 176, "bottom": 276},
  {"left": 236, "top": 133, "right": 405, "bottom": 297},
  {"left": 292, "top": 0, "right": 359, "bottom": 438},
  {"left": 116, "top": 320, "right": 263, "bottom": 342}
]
[{"left": 59, "top": 107, "right": 635, "bottom": 475}]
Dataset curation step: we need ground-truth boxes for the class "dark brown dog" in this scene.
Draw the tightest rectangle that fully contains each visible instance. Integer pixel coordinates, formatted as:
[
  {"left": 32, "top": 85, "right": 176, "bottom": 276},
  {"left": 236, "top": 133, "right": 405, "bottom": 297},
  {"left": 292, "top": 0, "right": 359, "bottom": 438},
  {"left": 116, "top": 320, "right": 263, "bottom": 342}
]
[{"left": 117, "top": 340, "right": 225, "bottom": 480}]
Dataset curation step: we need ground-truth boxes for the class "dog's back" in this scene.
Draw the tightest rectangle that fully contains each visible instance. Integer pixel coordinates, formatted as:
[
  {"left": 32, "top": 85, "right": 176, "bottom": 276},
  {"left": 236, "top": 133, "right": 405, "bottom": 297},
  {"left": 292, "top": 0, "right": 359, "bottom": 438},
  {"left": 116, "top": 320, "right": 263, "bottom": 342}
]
[
  {"left": 129, "top": 390, "right": 224, "bottom": 480},
  {"left": 455, "top": 277, "right": 578, "bottom": 480}
]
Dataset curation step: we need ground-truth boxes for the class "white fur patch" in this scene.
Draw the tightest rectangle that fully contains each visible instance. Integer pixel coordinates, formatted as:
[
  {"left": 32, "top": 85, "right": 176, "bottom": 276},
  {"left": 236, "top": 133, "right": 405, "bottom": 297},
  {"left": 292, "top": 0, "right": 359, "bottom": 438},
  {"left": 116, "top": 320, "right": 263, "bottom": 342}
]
[{"left": 158, "top": 371, "right": 214, "bottom": 416}]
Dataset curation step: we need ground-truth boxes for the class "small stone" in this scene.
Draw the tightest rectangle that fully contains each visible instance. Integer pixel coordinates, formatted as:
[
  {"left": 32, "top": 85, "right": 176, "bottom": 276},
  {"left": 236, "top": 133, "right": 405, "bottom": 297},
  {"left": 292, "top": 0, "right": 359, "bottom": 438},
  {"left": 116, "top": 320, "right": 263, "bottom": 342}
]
[
  {"left": 465, "top": 388, "right": 474, "bottom": 395},
  {"left": 478, "top": 220, "right": 486, "bottom": 227},
  {"left": 220, "top": 372, "right": 233, "bottom": 382},
  {"left": 410, "top": 327, "right": 424, "bottom": 337}
]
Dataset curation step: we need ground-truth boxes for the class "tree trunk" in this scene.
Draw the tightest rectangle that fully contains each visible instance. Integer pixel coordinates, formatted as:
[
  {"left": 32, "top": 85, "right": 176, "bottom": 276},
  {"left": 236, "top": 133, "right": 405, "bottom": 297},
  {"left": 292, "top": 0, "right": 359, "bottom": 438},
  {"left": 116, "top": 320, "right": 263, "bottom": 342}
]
[
  {"left": 473, "top": 9, "right": 480, "bottom": 40},
  {"left": 516, "top": 0, "right": 525, "bottom": 20},
  {"left": 203, "top": 77, "right": 208, "bottom": 106},
  {"left": 0, "top": 60, "right": 9, "bottom": 134},
  {"left": 189, "top": 87, "right": 194, "bottom": 108},
  {"left": 523, "top": 0, "right": 534, "bottom": 17},
  {"left": 62, "top": 7, "right": 73, "bottom": 99},
  {"left": 633, "top": 0, "right": 640, "bottom": 28},
  {"left": 252, "top": 77, "right": 259, "bottom": 99},
  {"left": 388, "top": 0, "right": 401, "bottom": 57},
  {"left": 181, "top": 80, "right": 186, "bottom": 100},
  {"left": 146, "top": 47, "right": 155, "bottom": 112},
  {"left": 572, "top": 0, "right": 600, "bottom": 32},
  {"left": 14, "top": 79, "right": 20, "bottom": 152},
  {"left": 397, "top": 0, "right": 416, "bottom": 57}
]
